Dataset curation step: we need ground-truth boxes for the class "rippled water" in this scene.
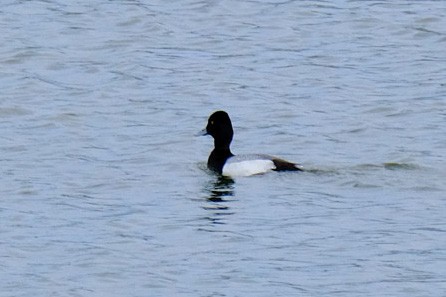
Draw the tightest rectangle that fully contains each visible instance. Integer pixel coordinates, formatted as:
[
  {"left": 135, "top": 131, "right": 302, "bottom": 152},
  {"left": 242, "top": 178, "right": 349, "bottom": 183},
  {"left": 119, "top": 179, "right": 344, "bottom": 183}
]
[{"left": 1, "top": 1, "right": 445, "bottom": 296}]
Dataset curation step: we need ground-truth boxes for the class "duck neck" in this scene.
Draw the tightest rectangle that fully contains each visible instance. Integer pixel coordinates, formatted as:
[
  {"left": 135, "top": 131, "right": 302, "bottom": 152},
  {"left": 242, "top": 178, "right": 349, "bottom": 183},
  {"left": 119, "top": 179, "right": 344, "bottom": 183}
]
[
  {"left": 213, "top": 130, "right": 233, "bottom": 150},
  {"left": 208, "top": 147, "right": 233, "bottom": 173},
  {"left": 214, "top": 138, "right": 231, "bottom": 151}
]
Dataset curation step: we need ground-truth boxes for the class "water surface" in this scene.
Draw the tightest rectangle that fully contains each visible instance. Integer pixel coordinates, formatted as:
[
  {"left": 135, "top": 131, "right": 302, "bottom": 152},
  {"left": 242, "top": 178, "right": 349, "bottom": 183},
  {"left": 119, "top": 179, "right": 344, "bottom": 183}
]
[{"left": 1, "top": 1, "right": 445, "bottom": 296}]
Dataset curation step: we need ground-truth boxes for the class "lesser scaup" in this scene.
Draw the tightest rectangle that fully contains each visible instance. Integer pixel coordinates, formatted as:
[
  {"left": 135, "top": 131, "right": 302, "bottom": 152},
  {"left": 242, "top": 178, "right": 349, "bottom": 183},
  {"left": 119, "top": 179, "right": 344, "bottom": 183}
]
[{"left": 202, "top": 110, "right": 302, "bottom": 177}]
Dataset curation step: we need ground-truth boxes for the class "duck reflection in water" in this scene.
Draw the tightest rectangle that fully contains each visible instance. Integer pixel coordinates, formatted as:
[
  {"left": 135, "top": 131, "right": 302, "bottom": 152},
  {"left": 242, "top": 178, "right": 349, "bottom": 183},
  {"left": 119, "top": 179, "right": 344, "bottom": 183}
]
[
  {"left": 202, "top": 176, "right": 235, "bottom": 225},
  {"left": 207, "top": 175, "right": 235, "bottom": 202}
]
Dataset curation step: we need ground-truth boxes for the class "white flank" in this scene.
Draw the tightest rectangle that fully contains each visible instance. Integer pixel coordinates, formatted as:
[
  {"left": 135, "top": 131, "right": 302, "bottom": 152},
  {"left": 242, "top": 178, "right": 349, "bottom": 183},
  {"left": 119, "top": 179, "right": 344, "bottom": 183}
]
[{"left": 222, "top": 159, "right": 276, "bottom": 177}]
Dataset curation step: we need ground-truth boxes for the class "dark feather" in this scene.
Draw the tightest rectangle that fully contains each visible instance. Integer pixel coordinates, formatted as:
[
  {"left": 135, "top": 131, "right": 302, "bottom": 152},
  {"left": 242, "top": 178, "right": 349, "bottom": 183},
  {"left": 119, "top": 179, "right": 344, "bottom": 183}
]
[{"left": 272, "top": 158, "right": 303, "bottom": 171}]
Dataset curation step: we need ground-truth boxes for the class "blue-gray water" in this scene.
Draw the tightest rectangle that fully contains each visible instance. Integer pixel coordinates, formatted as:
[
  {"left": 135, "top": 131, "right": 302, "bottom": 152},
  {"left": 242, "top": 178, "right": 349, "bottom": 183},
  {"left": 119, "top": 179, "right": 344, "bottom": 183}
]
[{"left": 1, "top": 1, "right": 445, "bottom": 296}]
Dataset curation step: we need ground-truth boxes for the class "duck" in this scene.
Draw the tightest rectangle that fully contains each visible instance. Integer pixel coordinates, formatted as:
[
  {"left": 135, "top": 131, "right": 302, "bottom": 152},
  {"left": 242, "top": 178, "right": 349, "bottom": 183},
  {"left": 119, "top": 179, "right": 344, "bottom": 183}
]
[{"left": 201, "top": 110, "right": 302, "bottom": 177}]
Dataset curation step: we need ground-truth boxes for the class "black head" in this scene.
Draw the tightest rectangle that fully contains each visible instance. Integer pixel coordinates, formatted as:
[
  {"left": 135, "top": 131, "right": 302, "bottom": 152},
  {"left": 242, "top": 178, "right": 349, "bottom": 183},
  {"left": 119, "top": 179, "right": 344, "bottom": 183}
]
[{"left": 205, "top": 110, "right": 233, "bottom": 149}]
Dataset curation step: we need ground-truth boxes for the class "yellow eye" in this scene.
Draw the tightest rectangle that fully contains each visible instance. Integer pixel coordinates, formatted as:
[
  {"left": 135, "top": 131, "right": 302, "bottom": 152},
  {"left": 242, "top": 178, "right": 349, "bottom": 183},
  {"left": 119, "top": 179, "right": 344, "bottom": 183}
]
[{"left": 210, "top": 121, "right": 214, "bottom": 125}]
